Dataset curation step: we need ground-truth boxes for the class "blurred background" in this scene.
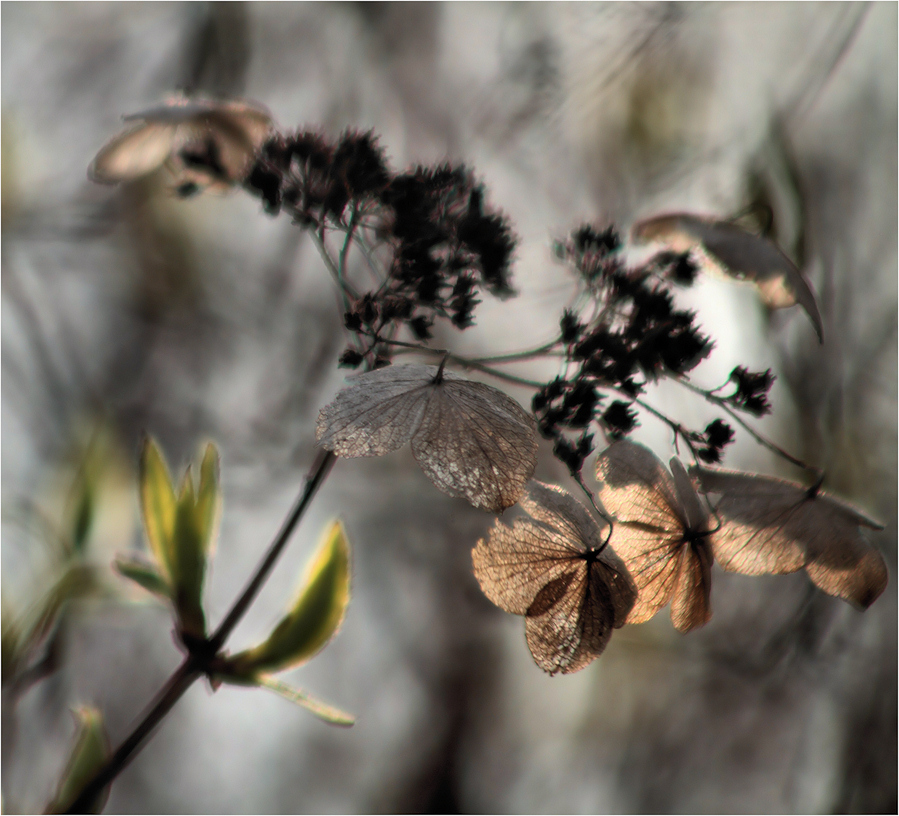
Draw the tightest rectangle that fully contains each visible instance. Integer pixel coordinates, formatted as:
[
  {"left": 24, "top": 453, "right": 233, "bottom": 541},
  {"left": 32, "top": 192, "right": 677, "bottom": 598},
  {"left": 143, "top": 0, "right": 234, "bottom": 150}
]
[{"left": 2, "top": 2, "right": 895, "bottom": 813}]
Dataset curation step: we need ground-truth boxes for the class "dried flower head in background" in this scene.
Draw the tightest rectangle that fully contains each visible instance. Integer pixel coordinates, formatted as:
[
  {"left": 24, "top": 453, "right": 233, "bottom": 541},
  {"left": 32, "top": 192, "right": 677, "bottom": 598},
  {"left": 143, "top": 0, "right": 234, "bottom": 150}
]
[
  {"left": 691, "top": 465, "right": 888, "bottom": 609},
  {"left": 631, "top": 212, "right": 824, "bottom": 342},
  {"left": 472, "top": 481, "right": 637, "bottom": 675},
  {"left": 596, "top": 440, "right": 715, "bottom": 632},
  {"left": 88, "top": 94, "right": 273, "bottom": 194},
  {"left": 316, "top": 363, "right": 538, "bottom": 512}
]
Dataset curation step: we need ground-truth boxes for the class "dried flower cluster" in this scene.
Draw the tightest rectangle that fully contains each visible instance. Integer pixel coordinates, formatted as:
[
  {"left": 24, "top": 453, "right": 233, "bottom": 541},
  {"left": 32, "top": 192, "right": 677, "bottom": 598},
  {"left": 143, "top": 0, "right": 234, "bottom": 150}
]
[
  {"left": 85, "top": 97, "right": 887, "bottom": 689},
  {"left": 532, "top": 225, "right": 757, "bottom": 476},
  {"left": 473, "top": 441, "right": 886, "bottom": 674},
  {"left": 244, "top": 130, "right": 517, "bottom": 367}
]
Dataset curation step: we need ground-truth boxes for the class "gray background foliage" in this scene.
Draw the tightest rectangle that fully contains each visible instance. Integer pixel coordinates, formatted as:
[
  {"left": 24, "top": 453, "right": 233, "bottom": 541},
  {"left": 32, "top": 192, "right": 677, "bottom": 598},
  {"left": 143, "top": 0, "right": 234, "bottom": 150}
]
[{"left": 2, "top": 2, "right": 896, "bottom": 813}]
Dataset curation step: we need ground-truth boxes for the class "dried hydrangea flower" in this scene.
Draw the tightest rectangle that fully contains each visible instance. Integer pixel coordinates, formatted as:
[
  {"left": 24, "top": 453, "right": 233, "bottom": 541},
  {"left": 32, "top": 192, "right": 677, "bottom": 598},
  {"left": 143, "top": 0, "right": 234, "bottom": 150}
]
[
  {"left": 472, "top": 481, "right": 636, "bottom": 674},
  {"left": 316, "top": 363, "right": 538, "bottom": 513},
  {"left": 88, "top": 94, "right": 273, "bottom": 191},
  {"left": 596, "top": 440, "right": 714, "bottom": 632},
  {"left": 691, "top": 465, "right": 888, "bottom": 610}
]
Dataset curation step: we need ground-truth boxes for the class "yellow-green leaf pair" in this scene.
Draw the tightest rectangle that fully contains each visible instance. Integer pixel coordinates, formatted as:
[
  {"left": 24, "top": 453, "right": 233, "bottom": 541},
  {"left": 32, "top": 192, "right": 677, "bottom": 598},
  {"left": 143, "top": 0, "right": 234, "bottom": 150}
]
[
  {"left": 218, "top": 520, "right": 354, "bottom": 726},
  {"left": 117, "top": 438, "right": 221, "bottom": 641}
]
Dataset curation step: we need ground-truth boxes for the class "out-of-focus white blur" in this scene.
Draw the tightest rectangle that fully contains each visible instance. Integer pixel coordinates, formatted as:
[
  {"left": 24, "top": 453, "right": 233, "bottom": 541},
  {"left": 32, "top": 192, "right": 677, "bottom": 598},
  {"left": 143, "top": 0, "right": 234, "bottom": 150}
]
[{"left": 2, "top": 3, "right": 895, "bottom": 813}]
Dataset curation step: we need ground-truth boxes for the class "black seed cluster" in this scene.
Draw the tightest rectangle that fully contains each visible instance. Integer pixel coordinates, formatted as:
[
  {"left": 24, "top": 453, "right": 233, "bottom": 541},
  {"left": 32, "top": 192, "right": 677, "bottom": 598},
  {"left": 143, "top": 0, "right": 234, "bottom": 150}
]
[
  {"left": 245, "top": 129, "right": 389, "bottom": 220},
  {"left": 558, "top": 225, "right": 623, "bottom": 285},
  {"left": 380, "top": 165, "right": 516, "bottom": 315},
  {"left": 245, "top": 131, "right": 518, "bottom": 368},
  {"left": 559, "top": 225, "right": 713, "bottom": 387},
  {"left": 651, "top": 250, "right": 699, "bottom": 285},
  {"left": 536, "top": 225, "right": 748, "bottom": 476},
  {"left": 687, "top": 419, "right": 736, "bottom": 464},
  {"left": 553, "top": 433, "right": 595, "bottom": 477},
  {"left": 726, "top": 366, "right": 774, "bottom": 416}
]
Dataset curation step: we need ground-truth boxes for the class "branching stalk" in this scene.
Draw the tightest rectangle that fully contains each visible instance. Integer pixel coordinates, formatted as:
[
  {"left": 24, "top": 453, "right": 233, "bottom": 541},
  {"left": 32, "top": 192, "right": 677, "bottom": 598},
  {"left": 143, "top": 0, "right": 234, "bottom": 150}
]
[
  {"left": 63, "top": 450, "right": 337, "bottom": 813},
  {"left": 677, "top": 377, "right": 814, "bottom": 470}
]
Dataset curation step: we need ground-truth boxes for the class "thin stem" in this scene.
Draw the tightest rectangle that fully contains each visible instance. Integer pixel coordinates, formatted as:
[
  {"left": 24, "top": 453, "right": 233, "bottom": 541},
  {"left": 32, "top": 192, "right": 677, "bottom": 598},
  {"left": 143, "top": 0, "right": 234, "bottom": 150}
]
[
  {"left": 210, "top": 450, "right": 336, "bottom": 650},
  {"left": 64, "top": 658, "right": 200, "bottom": 813},
  {"left": 573, "top": 473, "right": 613, "bottom": 530},
  {"left": 629, "top": 395, "right": 700, "bottom": 461},
  {"left": 468, "top": 337, "right": 562, "bottom": 364},
  {"left": 351, "top": 231, "right": 388, "bottom": 285},
  {"left": 64, "top": 450, "right": 338, "bottom": 812},
  {"left": 372, "top": 337, "right": 547, "bottom": 388},
  {"left": 449, "top": 358, "right": 544, "bottom": 389},
  {"left": 677, "top": 378, "right": 813, "bottom": 470},
  {"left": 338, "top": 206, "right": 358, "bottom": 278},
  {"left": 311, "top": 229, "right": 359, "bottom": 305}
]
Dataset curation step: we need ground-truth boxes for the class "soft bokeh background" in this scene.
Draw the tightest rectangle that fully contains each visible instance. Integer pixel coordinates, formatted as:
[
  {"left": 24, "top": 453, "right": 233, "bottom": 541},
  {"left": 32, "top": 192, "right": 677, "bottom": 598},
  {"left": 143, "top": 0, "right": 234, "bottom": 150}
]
[{"left": 2, "top": 3, "right": 895, "bottom": 813}]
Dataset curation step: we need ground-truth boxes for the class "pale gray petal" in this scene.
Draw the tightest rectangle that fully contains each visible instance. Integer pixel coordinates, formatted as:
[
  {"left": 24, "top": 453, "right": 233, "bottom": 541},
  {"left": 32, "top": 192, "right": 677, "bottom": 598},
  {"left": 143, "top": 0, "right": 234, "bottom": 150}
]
[{"left": 411, "top": 377, "right": 537, "bottom": 512}]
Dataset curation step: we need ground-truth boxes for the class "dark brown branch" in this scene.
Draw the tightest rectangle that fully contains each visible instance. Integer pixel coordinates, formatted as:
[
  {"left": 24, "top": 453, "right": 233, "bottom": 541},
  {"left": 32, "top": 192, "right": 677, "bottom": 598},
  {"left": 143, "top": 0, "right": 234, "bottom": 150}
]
[{"left": 63, "top": 450, "right": 337, "bottom": 813}]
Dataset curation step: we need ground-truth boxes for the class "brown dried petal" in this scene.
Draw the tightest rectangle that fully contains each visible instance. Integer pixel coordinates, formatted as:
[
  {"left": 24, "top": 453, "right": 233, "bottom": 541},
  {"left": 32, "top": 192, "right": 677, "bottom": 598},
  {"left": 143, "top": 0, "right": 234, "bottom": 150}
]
[
  {"left": 89, "top": 122, "right": 179, "bottom": 184},
  {"left": 692, "top": 466, "right": 887, "bottom": 608},
  {"left": 607, "top": 524, "right": 683, "bottom": 625},
  {"left": 472, "top": 481, "right": 636, "bottom": 674},
  {"left": 317, "top": 365, "right": 538, "bottom": 512},
  {"left": 472, "top": 518, "right": 581, "bottom": 616},
  {"left": 670, "top": 542, "right": 713, "bottom": 632},
  {"left": 597, "top": 441, "right": 712, "bottom": 630},
  {"left": 595, "top": 440, "right": 683, "bottom": 529},
  {"left": 517, "top": 481, "right": 608, "bottom": 554},
  {"left": 525, "top": 566, "right": 617, "bottom": 675}
]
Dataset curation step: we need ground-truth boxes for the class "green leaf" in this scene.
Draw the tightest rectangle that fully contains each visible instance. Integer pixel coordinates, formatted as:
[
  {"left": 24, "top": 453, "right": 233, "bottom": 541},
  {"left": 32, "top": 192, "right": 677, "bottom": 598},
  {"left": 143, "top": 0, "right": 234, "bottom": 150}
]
[
  {"left": 229, "top": 520, "right": 351, "bottom": 675},
  {"left": 139, "top": 438, "right": 177, "bottom": 581},
  {"left": 46, "top": 707, "right": 111, "bottom": 814},
  {"left": 257, "top": 675, "right": 355, "bottom": 726},
  {"left": 69, "top": 478, "right": 95, "bottom": 556},
  {"left": 113, "top": 555, "right": 171, "bottom": 600},
  {"left": 171, "top": 471, "right": 206, "bottom": 639},
  {"left": 2, "top": 596, "right": 23, "bottom": 684},
  {"left": 194, "top": 443, "right": 221, "bottom": 559},
  {"left": 133, "top": 440, "right": 223, "bottom": 641}
]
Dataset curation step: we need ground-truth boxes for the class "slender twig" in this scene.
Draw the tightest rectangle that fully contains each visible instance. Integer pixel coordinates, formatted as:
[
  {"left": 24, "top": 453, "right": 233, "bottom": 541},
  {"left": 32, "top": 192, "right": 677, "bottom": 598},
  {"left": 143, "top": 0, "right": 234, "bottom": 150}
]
[
  {"left": 629, "top": 394, "right": 702, "bottom": 462},
  {"left": 449, "top": 358, "right": 544, "bottom": 389},
  {"left": 64, "top": 657, "right": 200, "bottom": 813},
  {"left": 371, "top": 337, "right": 548, "bottom": 388},
  {"left": 311, "top": 229, "right": 359, "bottom": 305},
  {"left": 338, "top": 206, "right": 358, "bottom": 278},
  {"left": 63, "top": 450, "right": 337, "bottom": 813},
  {"left": 677, "top": 378, "right": 814, "bottom": 470},
  {"left": 468, "top": 338, "right": 562, "bottom": 364},
  {"left": 573, "top": 473, "right": 614, "bottom": 530},
  {"left": 210, "top": 450, "right": 336, "bottom": 649},
  {"left": 313, "top": 227, "right": 363, "bottom": 353},
  {"left": 349, "top": 230, "right": 388, "bottom": 285}
]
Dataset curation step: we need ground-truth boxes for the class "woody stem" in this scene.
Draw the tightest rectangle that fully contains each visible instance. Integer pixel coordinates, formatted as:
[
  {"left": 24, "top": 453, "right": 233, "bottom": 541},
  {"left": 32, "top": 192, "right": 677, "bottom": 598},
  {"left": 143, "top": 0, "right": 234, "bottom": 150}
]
[{"left": 64, "top": 450, "right": 337, "bottom": 813}]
